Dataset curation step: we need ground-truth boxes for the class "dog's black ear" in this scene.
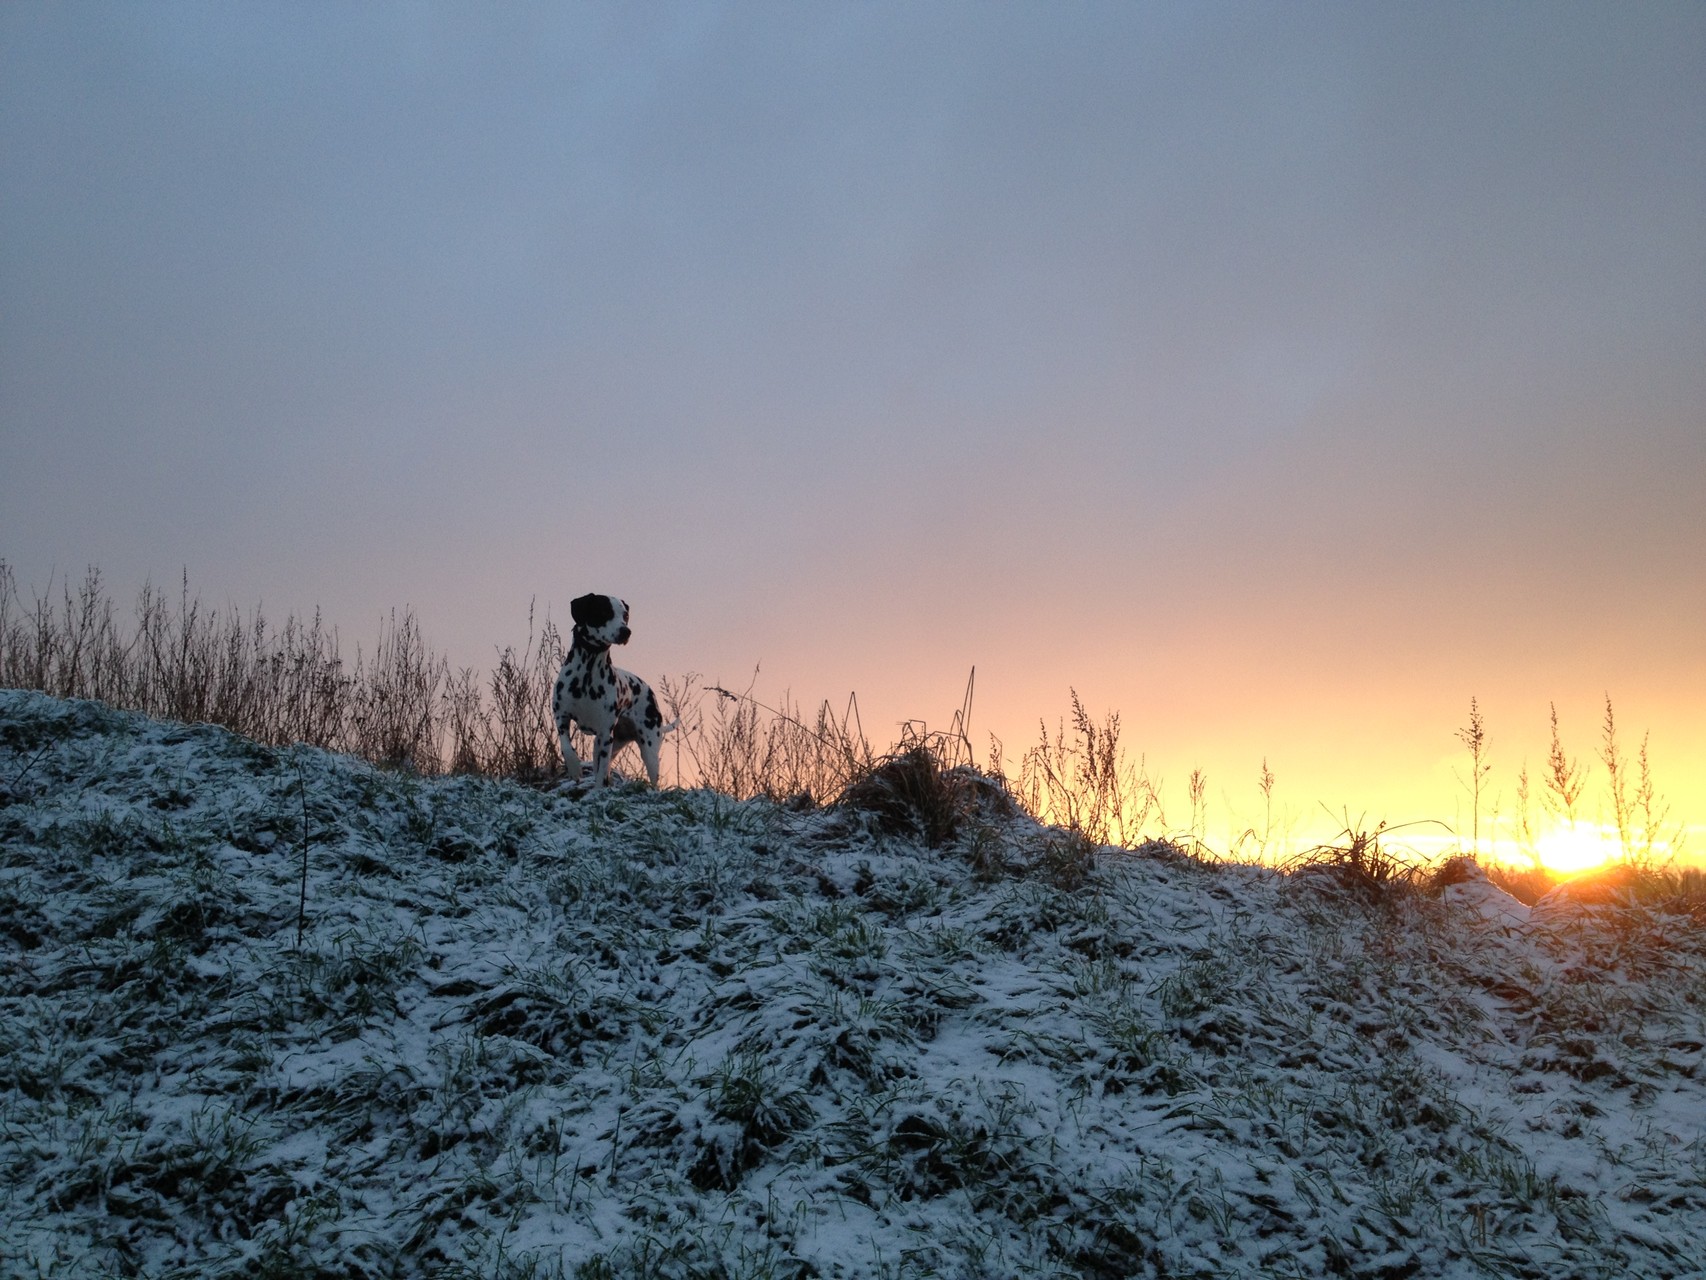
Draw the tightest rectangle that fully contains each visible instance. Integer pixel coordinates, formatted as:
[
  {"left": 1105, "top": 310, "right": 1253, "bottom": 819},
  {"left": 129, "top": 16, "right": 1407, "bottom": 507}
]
[{"left": 570, "top": 594, "right": 616, "bottom": 629}]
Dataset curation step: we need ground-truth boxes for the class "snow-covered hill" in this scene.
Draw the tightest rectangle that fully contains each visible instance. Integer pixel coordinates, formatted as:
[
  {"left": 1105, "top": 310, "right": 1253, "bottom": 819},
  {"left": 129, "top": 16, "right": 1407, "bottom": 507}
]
[{"left": 2, "top": 690, "right": 1703, "bottom": 1278}]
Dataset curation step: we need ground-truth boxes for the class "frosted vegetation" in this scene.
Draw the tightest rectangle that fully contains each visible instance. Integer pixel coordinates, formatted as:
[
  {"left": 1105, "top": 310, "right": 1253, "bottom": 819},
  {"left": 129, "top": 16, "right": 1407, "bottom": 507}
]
[
  {"left": 3, "top": 688, "right": 1704, "bottom": 1278},
  {"left": 3, "top": 565, "right": 1693, "bottom": 876}
]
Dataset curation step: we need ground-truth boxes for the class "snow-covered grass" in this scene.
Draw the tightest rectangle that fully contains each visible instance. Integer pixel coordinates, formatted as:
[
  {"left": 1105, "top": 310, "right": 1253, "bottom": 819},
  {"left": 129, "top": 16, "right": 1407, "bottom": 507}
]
[{"left": 3, "top": 690, "right": 1704, "bottom": 1279}]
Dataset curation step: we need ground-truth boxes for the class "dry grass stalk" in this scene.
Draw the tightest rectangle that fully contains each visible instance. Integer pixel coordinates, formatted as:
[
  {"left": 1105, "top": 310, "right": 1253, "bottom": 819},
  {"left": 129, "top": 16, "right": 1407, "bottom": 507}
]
[
  {"left": 1543, "top": 702, "right": 1587, "bottom": 829},
  {"left": 1513, "top": 763, "right": 1540, "bottom": 870},
  {"left": 1599, "top": 695, "right": 1632, "bottom": 857},
  {"left": 663, "top": 674, "right": 876, "bottom": 802},
  {"left": 1455, "top": 696, "right": 1490, "bottom": 857},
  {"left": 1011, "top": 690, "right": 1159, "bottom": 848}
]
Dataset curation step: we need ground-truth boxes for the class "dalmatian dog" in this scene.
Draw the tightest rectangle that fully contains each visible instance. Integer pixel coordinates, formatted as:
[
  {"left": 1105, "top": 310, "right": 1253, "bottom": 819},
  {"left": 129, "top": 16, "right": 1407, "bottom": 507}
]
[{"left": 553, "top": 593, "right": 672, "bottom": 787}]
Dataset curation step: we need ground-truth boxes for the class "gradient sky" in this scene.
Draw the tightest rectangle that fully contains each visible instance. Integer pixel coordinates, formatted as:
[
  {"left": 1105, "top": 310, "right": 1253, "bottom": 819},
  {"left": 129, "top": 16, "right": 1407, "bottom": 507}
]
[{"left": 4, "top": 2, "right": 1703, "bottom": 853}]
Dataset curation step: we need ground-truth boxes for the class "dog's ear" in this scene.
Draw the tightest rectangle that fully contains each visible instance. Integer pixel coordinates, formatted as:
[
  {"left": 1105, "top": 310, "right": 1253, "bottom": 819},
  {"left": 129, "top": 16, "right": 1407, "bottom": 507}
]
[{"left": 570, "top": 594, "right": 616, "bottom": 629}]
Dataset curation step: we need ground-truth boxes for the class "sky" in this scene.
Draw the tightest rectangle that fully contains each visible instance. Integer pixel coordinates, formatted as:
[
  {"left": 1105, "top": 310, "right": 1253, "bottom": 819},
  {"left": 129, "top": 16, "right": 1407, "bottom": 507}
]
[{"left": 3, "top": 2, "right": 1703, "bottom": 861}]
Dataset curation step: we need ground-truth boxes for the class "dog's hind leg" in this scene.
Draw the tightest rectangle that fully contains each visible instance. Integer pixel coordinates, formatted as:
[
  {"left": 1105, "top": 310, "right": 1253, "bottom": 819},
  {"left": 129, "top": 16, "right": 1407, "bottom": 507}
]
[{"left": 639, "top": 736, "right": 662, "bottom": 788}]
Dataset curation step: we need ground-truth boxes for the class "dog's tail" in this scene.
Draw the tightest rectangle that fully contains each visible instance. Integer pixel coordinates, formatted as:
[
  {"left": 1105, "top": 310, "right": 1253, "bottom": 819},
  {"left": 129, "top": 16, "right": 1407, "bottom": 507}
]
[{"left": 660, "top": 719, "right": 679, "bottom": 737}]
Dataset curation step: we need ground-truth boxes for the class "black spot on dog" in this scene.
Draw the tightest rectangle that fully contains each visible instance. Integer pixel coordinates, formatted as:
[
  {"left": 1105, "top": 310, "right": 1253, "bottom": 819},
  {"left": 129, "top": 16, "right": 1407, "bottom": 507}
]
[{"left": 570, "top": 593, "right": 616, "bottom": 629}]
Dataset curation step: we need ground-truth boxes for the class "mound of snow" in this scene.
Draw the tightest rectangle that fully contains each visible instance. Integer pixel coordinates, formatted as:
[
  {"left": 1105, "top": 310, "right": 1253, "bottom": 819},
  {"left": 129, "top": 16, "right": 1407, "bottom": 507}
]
[
  {"left": 1437, "top": 857, "right": 1532, "bottom": 928},
  {"left": 3, "top": 690, "right": 1704, "bottom": 1279}
]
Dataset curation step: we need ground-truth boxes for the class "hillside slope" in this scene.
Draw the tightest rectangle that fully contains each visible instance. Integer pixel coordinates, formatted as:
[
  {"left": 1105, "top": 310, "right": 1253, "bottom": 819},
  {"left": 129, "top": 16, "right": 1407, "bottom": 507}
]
[{"left": 1, "top": 690, "right": 1703, "bottom": 1279}]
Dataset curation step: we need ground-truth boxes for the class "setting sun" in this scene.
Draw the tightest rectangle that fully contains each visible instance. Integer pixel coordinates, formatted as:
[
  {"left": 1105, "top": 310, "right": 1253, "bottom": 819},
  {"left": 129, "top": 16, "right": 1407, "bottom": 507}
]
[{"left": 1534, "top": 824, "right": 1621, "bottom": 876}]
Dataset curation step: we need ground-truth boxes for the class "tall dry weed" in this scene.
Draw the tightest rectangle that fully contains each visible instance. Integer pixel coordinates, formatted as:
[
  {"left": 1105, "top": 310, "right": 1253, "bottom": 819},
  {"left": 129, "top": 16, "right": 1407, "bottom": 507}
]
[
  {"left": 1010, "top": 690, "right": 1160, "bottom": 848},
  {"left": 1455, "top": 696, "right": 1491, "bottom": 857}
]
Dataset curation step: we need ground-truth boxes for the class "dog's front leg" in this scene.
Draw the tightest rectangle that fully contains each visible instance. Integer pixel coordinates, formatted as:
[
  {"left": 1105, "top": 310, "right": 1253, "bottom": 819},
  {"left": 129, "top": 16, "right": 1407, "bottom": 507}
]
[
  {"left": 559, "top": 730, "right": 585, "bottom": 782},
  {"left": 590, "top": 733, "right": 615, "bottom": 787}
]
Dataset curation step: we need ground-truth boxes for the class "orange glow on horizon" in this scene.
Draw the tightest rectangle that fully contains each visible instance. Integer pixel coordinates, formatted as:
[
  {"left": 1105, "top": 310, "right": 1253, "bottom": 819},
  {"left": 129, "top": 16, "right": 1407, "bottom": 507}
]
[
  {"left": 1531, "top": 824, "right": 1622, "bottom": 877},
  {"left": 955, "top": 682, "right": 1706, "bottom": 875}
]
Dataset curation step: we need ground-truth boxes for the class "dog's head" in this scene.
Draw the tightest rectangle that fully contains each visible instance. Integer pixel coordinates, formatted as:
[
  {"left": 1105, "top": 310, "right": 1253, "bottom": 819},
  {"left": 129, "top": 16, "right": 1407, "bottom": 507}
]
[{"left": 569, "top": 593, "right": 631, "bottom": 647}]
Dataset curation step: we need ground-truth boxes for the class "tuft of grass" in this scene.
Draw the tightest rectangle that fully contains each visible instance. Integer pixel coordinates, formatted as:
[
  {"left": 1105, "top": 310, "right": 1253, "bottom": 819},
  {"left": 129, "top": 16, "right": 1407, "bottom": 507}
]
[
  {"left": 689, "top": 1050, "right": 814, "bottom": 1191},
  {"left": 837, "top": 746, "right": 994, "bottom": 850},
  {"left": 1280, "top": 818, "right": 1428, "bottom": 902}
]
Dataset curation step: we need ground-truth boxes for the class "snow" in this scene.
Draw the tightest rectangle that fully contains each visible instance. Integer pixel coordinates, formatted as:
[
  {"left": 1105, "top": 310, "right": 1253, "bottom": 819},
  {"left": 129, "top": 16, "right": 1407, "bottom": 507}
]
[
  {"left": 1441, "top": 859, "right": 1533, "bottom": 930},
  {"left": 2, "top": 688, "right": 1704, "bottom": 1278}
]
